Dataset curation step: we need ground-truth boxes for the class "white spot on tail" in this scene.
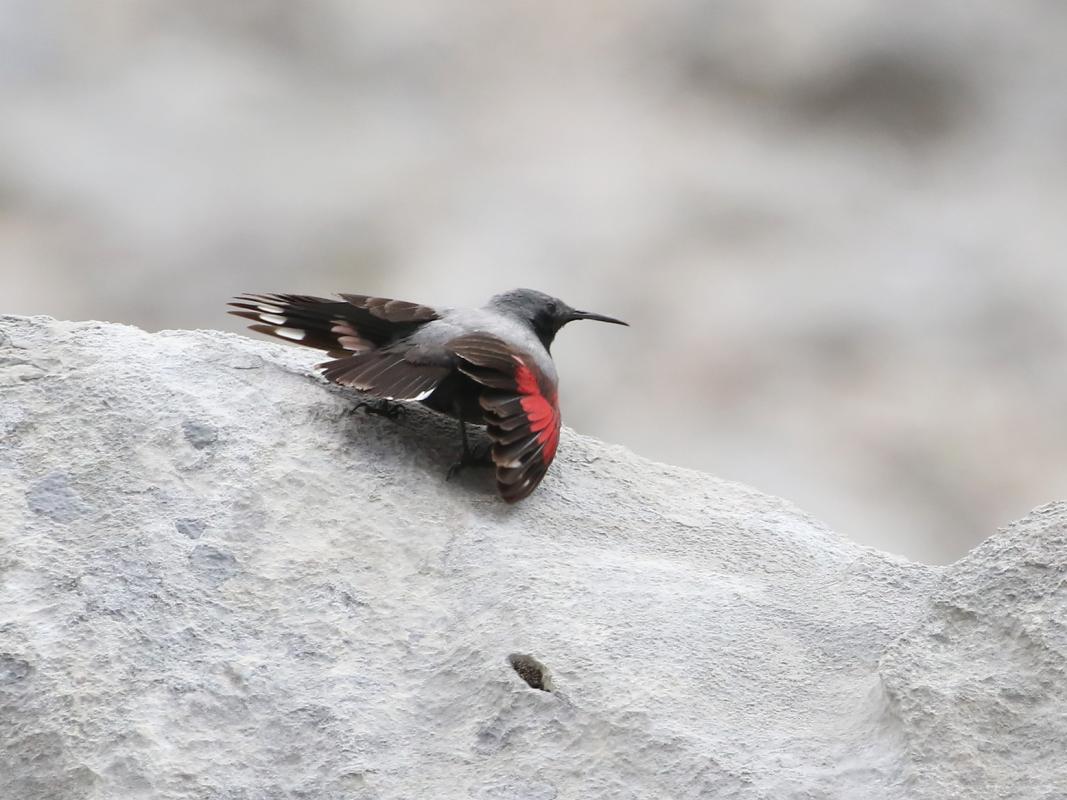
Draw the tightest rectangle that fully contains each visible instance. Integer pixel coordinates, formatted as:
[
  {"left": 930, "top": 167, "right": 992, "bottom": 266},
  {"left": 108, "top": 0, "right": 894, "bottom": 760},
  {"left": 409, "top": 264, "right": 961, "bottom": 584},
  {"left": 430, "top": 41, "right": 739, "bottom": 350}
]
[
  {"left": 259, "top": 313, "right": 287, "bottom": 325},
  {"left": 337, "top": 335, "right": 372, "bottom": 351},
  {"left": 381, "top": 389, "right": 434, "bottom": 402},
  {"left": 274, "top": 327, "right": 306, "bottom": 341},
  {"left": 257, "top": 303, "right": 285, "bottom": 314}
]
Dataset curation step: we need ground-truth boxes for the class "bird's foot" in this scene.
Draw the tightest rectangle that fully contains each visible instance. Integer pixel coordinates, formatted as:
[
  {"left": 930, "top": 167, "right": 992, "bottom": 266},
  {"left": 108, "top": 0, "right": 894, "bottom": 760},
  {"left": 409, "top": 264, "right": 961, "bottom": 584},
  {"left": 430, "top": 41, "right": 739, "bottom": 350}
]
[
  {"left": 446, "top": 442, "right": 494, "bottom": 481},
  {"left": 352, "top": 398, "right": 404, "bottom": 420}
]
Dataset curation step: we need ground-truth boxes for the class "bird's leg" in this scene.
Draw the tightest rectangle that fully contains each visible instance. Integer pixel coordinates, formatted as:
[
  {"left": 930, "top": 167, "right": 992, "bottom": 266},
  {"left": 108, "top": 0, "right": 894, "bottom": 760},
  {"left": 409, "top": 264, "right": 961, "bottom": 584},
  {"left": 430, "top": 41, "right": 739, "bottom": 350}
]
[
  {"left": 351, "top": 397, "right": 404, "bottom": 420},
  {"left": 459, "top": 415, "right": 471, "bottom": 457},
  {"left": 447, "top": 418, "right": 493, "bottom": 480}
]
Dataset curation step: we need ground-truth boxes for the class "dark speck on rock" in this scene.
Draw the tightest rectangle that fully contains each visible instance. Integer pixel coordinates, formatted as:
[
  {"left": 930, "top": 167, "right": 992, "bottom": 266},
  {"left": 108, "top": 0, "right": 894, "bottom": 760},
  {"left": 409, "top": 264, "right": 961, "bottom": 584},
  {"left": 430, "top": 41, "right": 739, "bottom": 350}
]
[
  {"left": 0, "top": 654, "right": 32, "bottom": 684},
  {"left": 189, "top": 544, "right": 238, "bottom": 584},
  {"left": 182, "top": 420, "right": 218, "bottom": 449},
  {"left": 175, "top": 518, "right": 206, "bottom": 539},
  {"left": 26, "top": 473, "right": 88, "bottom": 523}
]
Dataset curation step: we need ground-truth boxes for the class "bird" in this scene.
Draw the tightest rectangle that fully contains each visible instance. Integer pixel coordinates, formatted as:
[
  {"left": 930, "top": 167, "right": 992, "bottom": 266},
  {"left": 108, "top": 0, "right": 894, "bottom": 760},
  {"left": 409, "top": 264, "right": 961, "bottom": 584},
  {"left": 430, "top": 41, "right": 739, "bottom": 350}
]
[{"left": 227, "top": 288, "right": 627, "bottom": 502}]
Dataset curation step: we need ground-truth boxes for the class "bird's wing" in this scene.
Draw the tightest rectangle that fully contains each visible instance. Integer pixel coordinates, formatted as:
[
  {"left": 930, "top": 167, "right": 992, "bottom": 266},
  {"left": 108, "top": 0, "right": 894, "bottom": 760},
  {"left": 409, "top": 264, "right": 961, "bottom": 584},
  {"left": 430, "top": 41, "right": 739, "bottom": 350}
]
[
  {"left": 228, "top": 293, "right": 440, "bottom": 357},
  {"left": 338, "top": 294, "right": 440, "bottom": 324},
  {"left": 318, "top": 342, "right": 452, "bottom": 401},
  {"left": 448, "top": 332, "right": 562, "bottom": 503}
]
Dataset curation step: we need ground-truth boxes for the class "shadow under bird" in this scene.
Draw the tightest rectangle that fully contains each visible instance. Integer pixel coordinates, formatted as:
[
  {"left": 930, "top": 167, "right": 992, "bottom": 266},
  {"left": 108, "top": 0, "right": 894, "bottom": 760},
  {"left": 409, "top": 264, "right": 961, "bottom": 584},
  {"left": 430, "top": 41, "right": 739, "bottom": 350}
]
[{"left": 228, "top": 289, "right": 627, "bottom": 502}]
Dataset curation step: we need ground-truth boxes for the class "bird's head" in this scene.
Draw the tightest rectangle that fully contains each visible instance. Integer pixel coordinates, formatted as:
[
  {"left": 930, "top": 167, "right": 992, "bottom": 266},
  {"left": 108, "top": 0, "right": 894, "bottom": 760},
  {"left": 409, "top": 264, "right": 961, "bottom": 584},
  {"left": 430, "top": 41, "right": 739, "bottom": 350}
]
[{"left": 489, "top": 288, "right": 628, "bottom": 351}]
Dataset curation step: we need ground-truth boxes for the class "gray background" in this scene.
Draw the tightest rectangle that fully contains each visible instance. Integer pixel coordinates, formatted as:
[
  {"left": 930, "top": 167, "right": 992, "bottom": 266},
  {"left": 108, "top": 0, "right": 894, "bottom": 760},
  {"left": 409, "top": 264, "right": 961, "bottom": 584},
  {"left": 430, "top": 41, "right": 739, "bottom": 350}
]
[{"left": 3, "top": 0, "right": 1065, "bottom": 563}]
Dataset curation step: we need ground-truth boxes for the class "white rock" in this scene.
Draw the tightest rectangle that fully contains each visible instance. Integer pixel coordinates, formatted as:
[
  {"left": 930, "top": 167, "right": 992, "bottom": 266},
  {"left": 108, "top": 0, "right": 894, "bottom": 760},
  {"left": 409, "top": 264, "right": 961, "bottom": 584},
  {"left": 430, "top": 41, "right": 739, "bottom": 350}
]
[{"left": 1, "top": 316, "right": 1063, "bottom": 799}]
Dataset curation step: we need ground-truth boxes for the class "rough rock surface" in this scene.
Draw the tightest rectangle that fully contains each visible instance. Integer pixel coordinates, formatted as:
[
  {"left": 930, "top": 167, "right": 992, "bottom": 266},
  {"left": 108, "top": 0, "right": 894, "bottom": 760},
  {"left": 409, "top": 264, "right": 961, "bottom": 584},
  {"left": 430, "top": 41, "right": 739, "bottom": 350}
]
[{"left": 1, "top": 315, "right": 1064, "bottom": 800}]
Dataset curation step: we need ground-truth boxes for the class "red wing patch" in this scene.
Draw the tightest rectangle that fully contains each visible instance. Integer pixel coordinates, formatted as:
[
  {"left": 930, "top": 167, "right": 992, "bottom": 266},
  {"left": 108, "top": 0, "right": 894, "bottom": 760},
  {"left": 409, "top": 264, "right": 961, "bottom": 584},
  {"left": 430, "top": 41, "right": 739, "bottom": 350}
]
[
  {"left": 449, "top": 334, "right": 562, "bottom": 503},
  {"left": 513, "top": 360, "right": 561, "bottom": 466}
]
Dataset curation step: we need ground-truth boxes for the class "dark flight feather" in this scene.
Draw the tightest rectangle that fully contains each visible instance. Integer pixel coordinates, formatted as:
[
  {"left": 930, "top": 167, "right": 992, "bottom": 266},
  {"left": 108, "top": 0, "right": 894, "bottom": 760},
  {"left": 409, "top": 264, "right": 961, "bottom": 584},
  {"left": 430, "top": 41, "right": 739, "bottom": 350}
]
[{"left": 227, "top": 293, "right": 439, "bottom": 356}]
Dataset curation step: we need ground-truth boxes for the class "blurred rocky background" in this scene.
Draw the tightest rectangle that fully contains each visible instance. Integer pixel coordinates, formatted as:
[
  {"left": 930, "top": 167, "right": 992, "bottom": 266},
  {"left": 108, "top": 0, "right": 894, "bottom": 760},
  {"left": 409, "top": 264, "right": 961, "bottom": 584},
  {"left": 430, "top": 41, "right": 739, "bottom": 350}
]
[{"left": 2, "top": 0, "right": 1065, "bottom": 563}]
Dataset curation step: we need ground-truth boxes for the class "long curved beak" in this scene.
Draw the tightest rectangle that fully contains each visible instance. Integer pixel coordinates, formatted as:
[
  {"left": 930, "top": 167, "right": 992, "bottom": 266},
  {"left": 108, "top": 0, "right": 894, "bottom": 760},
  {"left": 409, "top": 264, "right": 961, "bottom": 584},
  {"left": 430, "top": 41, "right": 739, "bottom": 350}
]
[{"left": 570, "top": 309, "right": 629, "bottom": 326}]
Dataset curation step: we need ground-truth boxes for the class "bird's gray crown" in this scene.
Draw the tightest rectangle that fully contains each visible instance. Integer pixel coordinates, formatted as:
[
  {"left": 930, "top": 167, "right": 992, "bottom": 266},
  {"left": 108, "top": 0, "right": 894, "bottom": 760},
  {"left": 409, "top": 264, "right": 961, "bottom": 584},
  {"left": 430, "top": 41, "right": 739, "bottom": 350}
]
[
  {"left": 487, "top": 288, "right": 570, "bottom": 320},
  {"left": 485, "top": 288, "right": 627, "bottom": 352}
]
